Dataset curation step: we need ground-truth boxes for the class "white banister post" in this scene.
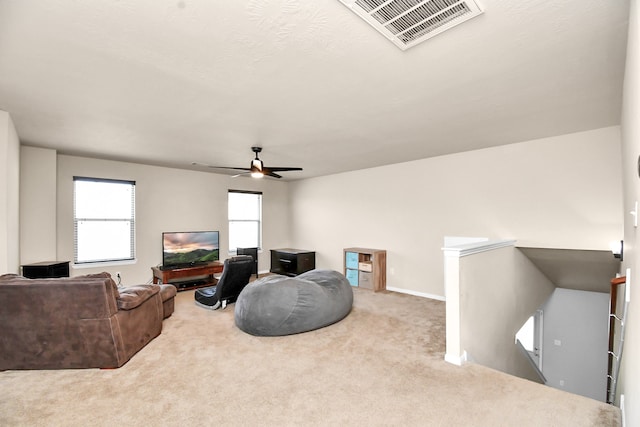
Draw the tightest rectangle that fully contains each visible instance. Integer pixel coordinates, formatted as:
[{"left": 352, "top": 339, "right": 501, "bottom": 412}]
[{"left": 442, "top": 238, "right": 516, "bottom": 365}]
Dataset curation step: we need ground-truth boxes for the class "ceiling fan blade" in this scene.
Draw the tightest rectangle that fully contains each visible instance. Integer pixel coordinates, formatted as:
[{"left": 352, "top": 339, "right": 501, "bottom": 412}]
[
  {"left": 265, "top": 171, "right": 283, "bottom": 179},
  {"left": 262, "top": 166, "right": 287, "bottom": 178},
  {"left": 231, "top": 171, "right": 252, "bottom": 178},
  {"left": 192, "top": 162, "right": 251, "bottom": 172},
  {"left": 210, "top": 167, "right": 252, "bottom": 172},
  {"left": 266, "top": 167, "right": 303, "bottom": 172}
]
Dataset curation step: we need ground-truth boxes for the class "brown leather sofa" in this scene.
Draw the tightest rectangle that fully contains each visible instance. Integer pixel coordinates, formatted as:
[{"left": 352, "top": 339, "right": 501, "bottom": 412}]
[{"left": 0, "top": 272, "right": 175, "bottom": 370}]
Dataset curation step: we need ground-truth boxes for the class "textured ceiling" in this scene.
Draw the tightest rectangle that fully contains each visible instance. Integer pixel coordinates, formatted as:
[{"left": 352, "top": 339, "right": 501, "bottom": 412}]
[{"left": 0, "top": 0, "right": 630, "bottom": 180}]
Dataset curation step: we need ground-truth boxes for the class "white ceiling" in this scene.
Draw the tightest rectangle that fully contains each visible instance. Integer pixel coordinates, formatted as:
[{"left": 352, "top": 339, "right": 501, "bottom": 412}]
[
  {"left": 0, "top": 0, "right": 630, "bottom": 180},
  {"left": 518, "top": 247, "right": 620, "bottom": 293}
]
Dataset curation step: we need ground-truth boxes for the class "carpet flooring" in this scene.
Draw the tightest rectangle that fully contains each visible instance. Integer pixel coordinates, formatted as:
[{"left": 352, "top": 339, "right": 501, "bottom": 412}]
[{"left": 0, "top": 287, "right": 620, "bottom": 426}]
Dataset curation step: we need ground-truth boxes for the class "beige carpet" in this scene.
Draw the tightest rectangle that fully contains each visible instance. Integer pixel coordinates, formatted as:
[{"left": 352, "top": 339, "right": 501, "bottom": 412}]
[{"left": 0, "top": 288, "right": 620, "bottom": 426}]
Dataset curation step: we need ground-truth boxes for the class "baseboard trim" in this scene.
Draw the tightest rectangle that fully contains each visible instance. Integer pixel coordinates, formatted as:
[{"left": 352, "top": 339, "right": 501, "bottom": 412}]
[{"left": 386, "top": 286, "right": 445, "bottom": 301}]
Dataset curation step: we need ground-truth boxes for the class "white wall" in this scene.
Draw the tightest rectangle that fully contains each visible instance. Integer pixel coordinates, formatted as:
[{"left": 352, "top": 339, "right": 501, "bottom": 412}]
[
  {"left": 0, "top": 110, "right": 20, "bottom": 274},
  {"left": 19, "top": 146, "right": 57, "bottom": 264},
  {"left": 54, "top": 155, "right": 291, "bottom": 285},
  {"left": 289, "top": 127, "right": 623, "bottom": 297},
  {"left": 450, "top": 245, "right": 555, "bottom": 381},
  {"left": 541, "top": 288, "right": 609, "bottom": 401},
  {"left": 619, "top": 0, "right": 640, "bottom": 422}
]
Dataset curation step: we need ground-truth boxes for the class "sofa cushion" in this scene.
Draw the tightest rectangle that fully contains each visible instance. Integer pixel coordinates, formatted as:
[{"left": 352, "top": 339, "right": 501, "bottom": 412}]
[
  {"left": 0, "top": 273, "right": 27, "bottom": 282},
  {"left": 117, "top": 285, "right": 160, "bottom": 310},
  {"left": 74, "top": 272, "right": 119, "bottom": 297},
  {"left": 74, "top": 272, "right": 113, "bottom": 279}
]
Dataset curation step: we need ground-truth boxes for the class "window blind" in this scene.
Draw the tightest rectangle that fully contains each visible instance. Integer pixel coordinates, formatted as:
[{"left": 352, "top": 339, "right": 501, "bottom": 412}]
[{"left": 73, "top": 176, "right": 136, "bottom": 264}]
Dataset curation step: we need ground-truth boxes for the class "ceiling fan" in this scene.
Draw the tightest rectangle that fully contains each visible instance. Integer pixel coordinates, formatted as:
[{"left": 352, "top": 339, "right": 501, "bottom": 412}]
[{"left": 193, "top": 146, "right": 303, "bottom": 179}]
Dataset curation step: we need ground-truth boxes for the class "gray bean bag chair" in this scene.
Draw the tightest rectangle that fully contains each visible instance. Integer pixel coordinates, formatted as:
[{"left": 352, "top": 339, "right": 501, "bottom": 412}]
[{"left": 234, "top": 269, "right": 353, "bottom": 336}]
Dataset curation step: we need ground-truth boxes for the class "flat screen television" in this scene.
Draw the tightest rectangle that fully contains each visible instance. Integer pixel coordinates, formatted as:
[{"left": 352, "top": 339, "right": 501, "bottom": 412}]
[{"left": 162, "top": 231, "right": 219, "bottom": 269}]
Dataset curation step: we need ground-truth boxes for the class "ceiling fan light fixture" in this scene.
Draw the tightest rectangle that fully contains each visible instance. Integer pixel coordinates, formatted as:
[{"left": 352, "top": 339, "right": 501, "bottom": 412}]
[
  {"left": 251, "top": 158, "right": 265, "bottom": 178},
  {"left": 252, "top": 158, "right": 264, "bottom": 171}
]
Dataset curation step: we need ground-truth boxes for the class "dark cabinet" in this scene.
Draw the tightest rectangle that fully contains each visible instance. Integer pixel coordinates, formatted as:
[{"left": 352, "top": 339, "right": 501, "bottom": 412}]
[
  {"left": 21, "top": 261, "right": 70, "bottom": 279},
  {"left": 270, "top": 249, "right": 315, "bottom": 276}
]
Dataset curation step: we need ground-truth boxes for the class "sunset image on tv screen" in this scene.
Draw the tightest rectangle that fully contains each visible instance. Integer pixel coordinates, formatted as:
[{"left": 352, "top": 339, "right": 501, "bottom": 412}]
[{"left": 163, "top": 231, "right": 219, "bottom": 267}]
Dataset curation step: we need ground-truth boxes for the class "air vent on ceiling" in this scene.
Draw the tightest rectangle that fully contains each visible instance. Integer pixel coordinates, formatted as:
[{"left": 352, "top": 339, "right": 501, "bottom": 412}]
[{"left": 339, "top": 0, "right": 484, "bottom": 50}]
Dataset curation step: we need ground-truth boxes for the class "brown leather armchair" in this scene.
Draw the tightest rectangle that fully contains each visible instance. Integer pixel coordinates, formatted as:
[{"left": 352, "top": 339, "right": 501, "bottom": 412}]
[{"left": 0, "top": 272, "right": 167, "bottom": 370}]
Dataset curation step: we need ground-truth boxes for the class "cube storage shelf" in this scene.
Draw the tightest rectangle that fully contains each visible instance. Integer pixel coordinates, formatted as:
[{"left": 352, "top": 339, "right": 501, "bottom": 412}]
[{"left": 343, "top": 247, "right": 386, "bottom": 292}]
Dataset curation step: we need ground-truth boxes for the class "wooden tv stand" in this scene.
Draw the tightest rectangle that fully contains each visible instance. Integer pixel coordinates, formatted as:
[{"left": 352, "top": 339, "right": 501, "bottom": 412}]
[{"left": 152, "top": 261, "right": 223, "bottom": 291}]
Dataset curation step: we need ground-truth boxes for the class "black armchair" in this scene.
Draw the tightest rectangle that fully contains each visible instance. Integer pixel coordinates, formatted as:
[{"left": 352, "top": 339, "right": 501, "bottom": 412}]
[{"left": 194, "top": 255, "right": 254, "bottom": 310}]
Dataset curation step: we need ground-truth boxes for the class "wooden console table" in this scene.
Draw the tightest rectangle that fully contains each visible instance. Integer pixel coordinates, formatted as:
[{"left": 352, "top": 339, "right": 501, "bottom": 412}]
[{"left": 152, "top": 261, "right": 223, "bottom": 291}]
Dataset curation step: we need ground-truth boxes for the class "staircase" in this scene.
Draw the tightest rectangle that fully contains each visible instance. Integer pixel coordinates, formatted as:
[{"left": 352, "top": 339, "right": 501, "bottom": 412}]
[{"left": 444, "top": 240, "right": 620, "bottom": 401}]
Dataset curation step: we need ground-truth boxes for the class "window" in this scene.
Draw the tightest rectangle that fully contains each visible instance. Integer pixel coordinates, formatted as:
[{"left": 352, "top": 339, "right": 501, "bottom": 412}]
[
  {"left": 515, "top": 309, "right": 543, "bottom": 371},
  {"left": 73, "top": 177, "right": 135, "bottom": 264},
  {"left": 228, "top": 190, "right": 262, "bottom": 252}
]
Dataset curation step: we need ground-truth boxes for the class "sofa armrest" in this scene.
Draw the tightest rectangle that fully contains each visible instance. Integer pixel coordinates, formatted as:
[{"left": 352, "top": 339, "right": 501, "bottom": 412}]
[{"left": 117, "top": 285, "right": 160, "bottom": 310}]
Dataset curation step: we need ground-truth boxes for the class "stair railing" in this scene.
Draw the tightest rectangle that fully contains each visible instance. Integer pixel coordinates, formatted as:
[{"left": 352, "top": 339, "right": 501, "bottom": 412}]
[{"left": 607, "top": 269, "right": 630, "bottom": 405}]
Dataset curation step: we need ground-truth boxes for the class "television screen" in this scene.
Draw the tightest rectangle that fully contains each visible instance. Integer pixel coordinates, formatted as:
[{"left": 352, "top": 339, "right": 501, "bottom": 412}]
[{"left": 162, "top": 231, "right": 219, "bottom": 269}]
